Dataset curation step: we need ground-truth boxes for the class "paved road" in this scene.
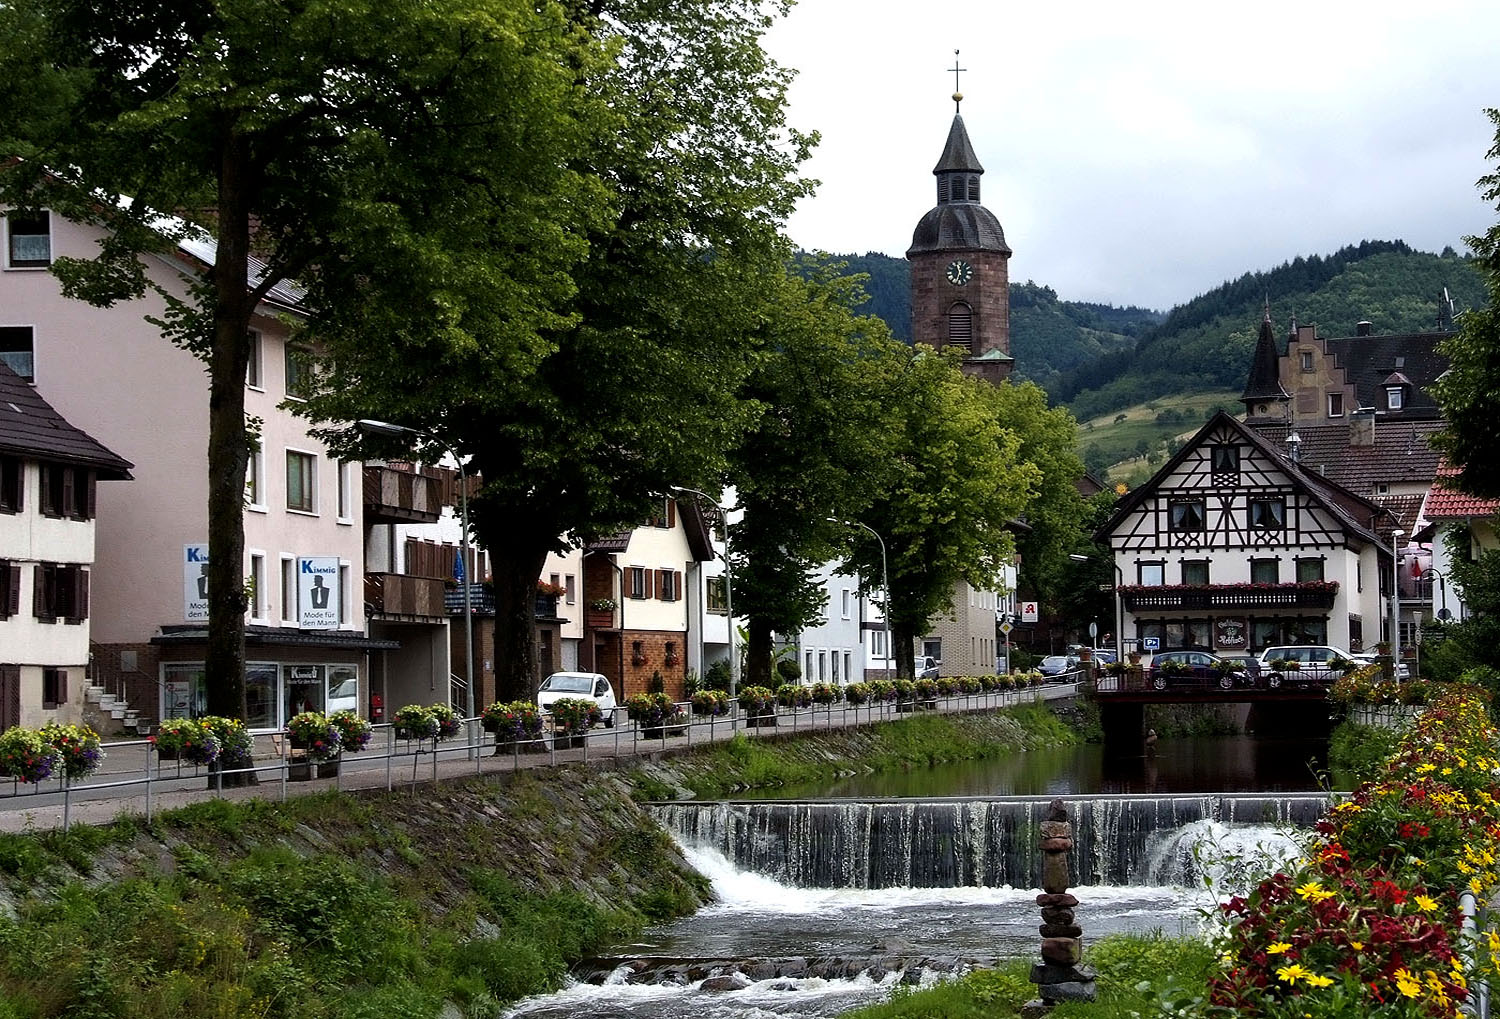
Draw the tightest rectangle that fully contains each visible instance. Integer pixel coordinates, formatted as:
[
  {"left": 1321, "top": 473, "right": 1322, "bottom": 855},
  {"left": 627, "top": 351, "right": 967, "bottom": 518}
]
[{"left": 0, "top": 680, "right": 1084, "bottom": 833}]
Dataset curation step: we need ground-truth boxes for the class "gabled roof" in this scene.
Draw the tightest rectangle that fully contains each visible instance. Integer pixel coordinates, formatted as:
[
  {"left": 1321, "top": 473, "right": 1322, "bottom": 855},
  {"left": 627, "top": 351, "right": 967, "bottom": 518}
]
[
  {"left": 1320, "top": 330, "right": 1447, "bottom": 420},
  {"left": 1096, "top": 410, "right": 1389, "bottom": 547},
  {"left": 1423, "top": 461, "right": 1500, "bottom": 522},
  {"left": 1249, "top": 419, "right": 1443, "bottom": 491},
  {"left": 0, "top": 359, "right": 132, "bottom": 478}
]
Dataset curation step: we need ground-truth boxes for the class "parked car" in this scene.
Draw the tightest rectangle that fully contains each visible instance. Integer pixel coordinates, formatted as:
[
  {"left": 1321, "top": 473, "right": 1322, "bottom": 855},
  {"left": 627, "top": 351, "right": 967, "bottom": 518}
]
[
  {"left": 1214, "top": 653, "right": 1262, "bottom": 682},
  {"left": 1148, "top": 650, "right": 1251, "bottom": 690},
  {"left": 1037, "top": 655, "right": 1078, "bottom": 680},
  {"left": 1256, "top": 645, "right": 1403, "bottom": 683},
  {"left": 915, "top": 656, "right": 940, "bottom": 680},
  {"left": 536, "top": 672, "right": 617, "bottom": 726},
  {"left": 1090, "top": 649, "right": 1119, "bottom": 665}
]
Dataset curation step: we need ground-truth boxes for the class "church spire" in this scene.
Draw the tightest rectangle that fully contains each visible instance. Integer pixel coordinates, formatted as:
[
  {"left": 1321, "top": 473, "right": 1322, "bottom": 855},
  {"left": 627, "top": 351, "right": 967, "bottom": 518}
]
[{"left": 1242, "top": 307, "right": 1290, "bottom": 417}]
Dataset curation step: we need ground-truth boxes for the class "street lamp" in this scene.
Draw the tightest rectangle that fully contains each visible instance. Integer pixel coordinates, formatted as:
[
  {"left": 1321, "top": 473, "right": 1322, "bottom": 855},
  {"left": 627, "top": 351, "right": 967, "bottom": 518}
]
[
  {"left": 1390, "top": 527, "right": 1405, "bottom": 672},
  {"left": 670, "top": 486, "right": 737, "bottom": 731},
  {"left": 830, "top": 518, "right": 891, "bottom": 681},
  {"left": 1420, "top": 567, "right": 1451, "bottom": 621},
  {"left": 357, "top": 419, "right": 475, "bottom": 747},
  {"left": 1070, "top": 552, "right": 1125, "bottom": 662}
]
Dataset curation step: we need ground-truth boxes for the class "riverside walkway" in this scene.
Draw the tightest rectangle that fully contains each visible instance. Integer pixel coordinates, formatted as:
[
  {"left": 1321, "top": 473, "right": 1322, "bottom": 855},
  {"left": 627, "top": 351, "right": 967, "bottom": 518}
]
[{"left": 0, "top": 680, "right": 1083, "bottom": 834}]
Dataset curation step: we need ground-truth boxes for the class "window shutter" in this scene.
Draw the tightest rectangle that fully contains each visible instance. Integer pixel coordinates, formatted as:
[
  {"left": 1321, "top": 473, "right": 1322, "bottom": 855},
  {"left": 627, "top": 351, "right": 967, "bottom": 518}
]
[
  {"left": 646, "top": 568, "right": 655, "bottom": 599},
  {"left": 61, "top": 468, "right": 75, "bottom": 519},
  {"left": 72, "top": 568, "right": 89, "bottom": 622},
  {"left": 84, "top": 472, "right": 96, "bottom": 520},
  {"left": 56, "top": 669, "right": 67, "bottom": 707},
  {"left": 666, "top": 499, "right": 676, "bottom": 528},
  {"left": 33, "top": 563, "right": 52, "bottom": 621},
  {"left": 674, "top": 571, "right": 683, "bottom": 602},
  {"left": 39, "top": 467, "right": 55, "bottom": 517},
  {"left": 0, "top": 562, "right": 12, "bottom": 616}
]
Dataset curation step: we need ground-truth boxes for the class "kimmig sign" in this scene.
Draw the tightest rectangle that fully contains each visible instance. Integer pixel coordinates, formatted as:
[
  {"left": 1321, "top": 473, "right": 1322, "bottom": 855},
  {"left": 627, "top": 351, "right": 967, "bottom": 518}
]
[
  {"left": 297, "top": 556, "right": 341, "bottom": 630},
  {"left": 183, "top": 544, "right": 209, "bottom": 622}
]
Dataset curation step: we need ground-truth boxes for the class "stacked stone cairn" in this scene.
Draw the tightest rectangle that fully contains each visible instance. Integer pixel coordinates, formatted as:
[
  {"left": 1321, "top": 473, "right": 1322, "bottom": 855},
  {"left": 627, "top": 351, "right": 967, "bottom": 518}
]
[{"left": 1023, "top": 797, "right": 1097, "bottom": 1014}]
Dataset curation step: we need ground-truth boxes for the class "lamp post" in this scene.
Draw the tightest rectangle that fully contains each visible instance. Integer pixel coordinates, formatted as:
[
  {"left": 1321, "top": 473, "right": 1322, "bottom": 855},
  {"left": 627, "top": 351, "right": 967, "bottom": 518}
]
[
  {"left": 1420, "top": 567, "right": 1450, "bottom": 621},
  {"left": 1390, "top": 527, "right": 1405, "bottom": 674},
  {"left": 671, "top": 486, "right": 736, "bottom": 731},
  {"left": 831, "top": 518, "right": 891, "bottom": 681},
  {"left": 357, "top": 419, "right": 475, "bottom": 748},
  {"left": 1070, "top": 553, "right": 1125, "bottom": 662}
]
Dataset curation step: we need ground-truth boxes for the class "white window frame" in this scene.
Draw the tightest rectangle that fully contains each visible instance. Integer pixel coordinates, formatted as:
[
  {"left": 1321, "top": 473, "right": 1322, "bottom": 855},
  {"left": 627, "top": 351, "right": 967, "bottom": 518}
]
[
  {"left": 338, "top": 561, "right": 351, "bottom": 626},
  {"left": 1386, "top": 387, "right": 1404, "bottom": 411},
  {"left": 335, "top": 461, "right": 353, "bottom": 523},
  {"left": 246, "top": 329, "right": 263, "bottom": 390},
  {"left": 0, "top": 324, "right": 36, "bottom": 381},
  {"left": 245, "top": 441, "right": 266, "bottom": 512},
  {"left": 285, "top": 447, "right": 318, "bottom": 515},
  {"left": 280, "top": 555, "right": 297, "bottom": 624},
  {"left": 248, "top": 551, "right": 268, "bottom": 623},
  {"left": 1327, "top": 392, "right": 1344, "bottom": 418},
  {"left": 841, "top": 588, "right": 852, "bottom": 619},
  {"left": 4, "top": 210, "right": 51, "bottom": 270}
]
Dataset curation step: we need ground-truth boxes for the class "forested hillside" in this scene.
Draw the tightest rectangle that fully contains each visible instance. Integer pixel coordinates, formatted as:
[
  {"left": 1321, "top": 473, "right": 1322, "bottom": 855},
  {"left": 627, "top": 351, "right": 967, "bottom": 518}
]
[
  {"left": 1055, "top": 242, "right": 1485, "bottom": 422},
  {"left": 809, "top": 252, "right": 1162, "bottom": 392}
]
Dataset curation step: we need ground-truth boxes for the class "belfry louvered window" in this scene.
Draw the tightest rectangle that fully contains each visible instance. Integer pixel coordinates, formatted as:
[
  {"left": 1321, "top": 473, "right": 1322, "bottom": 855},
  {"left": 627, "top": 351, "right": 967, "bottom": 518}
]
[{"left": 948, "top": 303, "right": 973, "bottom": 351}]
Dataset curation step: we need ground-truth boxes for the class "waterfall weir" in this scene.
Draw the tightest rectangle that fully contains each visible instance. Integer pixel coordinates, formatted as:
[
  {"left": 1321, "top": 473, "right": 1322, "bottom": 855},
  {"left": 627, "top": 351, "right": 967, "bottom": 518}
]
[{"left": 651, "top": 793, "right": 1328, "bottom": 889}]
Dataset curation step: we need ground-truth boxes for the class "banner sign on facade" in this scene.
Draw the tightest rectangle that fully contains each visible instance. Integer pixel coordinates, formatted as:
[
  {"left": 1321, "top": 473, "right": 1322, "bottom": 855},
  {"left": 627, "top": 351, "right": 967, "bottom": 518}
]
[
  {"left": 297, "top": 556, "right": 341, "bottom": 630},
  {"left": 184, "top": 543, "right": 209, "bottom": 622}
]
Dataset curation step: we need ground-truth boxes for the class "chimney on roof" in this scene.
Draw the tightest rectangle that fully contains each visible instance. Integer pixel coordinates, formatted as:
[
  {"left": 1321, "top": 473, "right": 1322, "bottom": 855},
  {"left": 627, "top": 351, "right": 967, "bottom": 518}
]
[
  {"left": 1350, "top": 406, "right": 1376, "bottom": 447},
  {"left": 1356, "top": 321, "right": 1373, "bottom": 337}
]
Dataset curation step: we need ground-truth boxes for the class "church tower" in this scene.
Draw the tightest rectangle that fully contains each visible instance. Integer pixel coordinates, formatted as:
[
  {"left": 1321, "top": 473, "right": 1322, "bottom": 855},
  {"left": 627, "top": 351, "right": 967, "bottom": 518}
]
[{"left": 907, "top": 85, "right": 1013, "bottom": 384}]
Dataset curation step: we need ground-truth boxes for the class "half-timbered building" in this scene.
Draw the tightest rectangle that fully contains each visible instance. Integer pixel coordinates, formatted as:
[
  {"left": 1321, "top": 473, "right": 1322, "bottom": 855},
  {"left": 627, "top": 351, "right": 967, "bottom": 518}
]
[{"left": 1096, "top": 411, "right": 1396, "bottom": 657}]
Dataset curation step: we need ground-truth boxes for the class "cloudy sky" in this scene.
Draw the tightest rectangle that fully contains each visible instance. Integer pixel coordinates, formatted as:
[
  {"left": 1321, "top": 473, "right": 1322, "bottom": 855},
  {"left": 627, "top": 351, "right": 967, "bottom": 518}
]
[{"left": 763, "top": 0, "right": 1499, "bottom": 310}]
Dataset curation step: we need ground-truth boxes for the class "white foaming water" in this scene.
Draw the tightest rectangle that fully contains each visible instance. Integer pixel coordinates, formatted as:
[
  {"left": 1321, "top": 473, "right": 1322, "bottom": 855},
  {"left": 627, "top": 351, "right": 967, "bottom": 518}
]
[{"left": 1142, "top": 818, "right": 1307, "bottom": 891}]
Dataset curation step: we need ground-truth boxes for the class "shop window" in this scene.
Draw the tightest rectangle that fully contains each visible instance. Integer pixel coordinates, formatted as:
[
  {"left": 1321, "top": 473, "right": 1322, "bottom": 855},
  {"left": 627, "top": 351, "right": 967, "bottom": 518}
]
[
  {"left": 285, "top": 664, "right": 326, "bottom": 718},
  {"left": 246, "top": 664, "right": 277, "bottom": 730}
]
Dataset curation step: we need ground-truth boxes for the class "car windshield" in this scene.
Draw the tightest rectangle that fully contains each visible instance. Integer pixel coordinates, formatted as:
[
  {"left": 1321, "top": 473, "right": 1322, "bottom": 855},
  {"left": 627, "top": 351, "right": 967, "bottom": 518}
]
[{"left": 540, "top": 675, "right": 594, "bottom": 694}]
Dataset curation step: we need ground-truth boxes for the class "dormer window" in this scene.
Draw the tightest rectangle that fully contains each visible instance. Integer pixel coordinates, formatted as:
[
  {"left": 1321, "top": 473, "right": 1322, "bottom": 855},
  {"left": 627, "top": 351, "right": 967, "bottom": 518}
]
[{"left": 1386, "top": 387, "right": 1404, "bottom": 411}]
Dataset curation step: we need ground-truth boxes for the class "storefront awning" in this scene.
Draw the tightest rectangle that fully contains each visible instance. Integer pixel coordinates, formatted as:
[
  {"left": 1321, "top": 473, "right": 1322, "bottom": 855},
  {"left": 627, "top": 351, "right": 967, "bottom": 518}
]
[{"left": 152, "top": 625, "right": 401, "bottom": 651}]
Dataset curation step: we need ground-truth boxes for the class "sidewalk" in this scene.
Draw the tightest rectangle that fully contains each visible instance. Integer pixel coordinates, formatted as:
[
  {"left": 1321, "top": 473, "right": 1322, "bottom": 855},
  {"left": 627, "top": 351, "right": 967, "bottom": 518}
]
[{"left": 0, "top": 684, "right": 1076, "bottom": 834}]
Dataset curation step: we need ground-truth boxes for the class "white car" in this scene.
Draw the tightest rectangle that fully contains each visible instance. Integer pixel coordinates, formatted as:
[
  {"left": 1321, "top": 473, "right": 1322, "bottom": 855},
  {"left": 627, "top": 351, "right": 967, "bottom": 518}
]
[
  {"left": 1257, "top": 645, "right": 1408, "bottom": 681},
  {"left": 536, "top": 672, "right": 617, "bottom": 726}
]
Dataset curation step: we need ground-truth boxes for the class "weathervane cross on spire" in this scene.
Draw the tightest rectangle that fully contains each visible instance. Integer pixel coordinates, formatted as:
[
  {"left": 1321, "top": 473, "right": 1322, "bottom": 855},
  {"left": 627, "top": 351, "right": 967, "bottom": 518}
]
[{"left": 949, "top": 49, "right": 966, "bottom": 112}]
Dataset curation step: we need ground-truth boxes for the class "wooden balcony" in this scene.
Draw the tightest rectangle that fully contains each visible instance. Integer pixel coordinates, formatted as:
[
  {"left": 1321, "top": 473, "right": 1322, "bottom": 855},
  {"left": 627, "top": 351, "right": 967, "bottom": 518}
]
[
  {"left": 363, "top": 466, "right": 443, "bottom": 525},
  {"left": 365, "top": 573, "right": 447, "bottom": 620},
  {"left": 1120, "top": 582, "right": 1338, "bottom": 613}
]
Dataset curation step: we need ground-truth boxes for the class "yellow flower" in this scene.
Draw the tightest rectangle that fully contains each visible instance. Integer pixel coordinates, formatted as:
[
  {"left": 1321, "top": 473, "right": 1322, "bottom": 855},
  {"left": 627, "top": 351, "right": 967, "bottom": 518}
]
[
  {"left": 1472, "top": 876, "right": 1485, "bottom": 896},
  {"left": 1350, "top": 940, "right": 1364, "bottom": 951},
  {"left": 1267, "top": 942, "right": 1292, "bottom": 954},
  {"left": 1394, "top": 968, "right": 1422, "bottom": 998},
  {"left": 1295, "top": 881, "right": 1335, "bottom": 902},
  {"left": 1276, "top": 963, "right": 1311, "bottom": 985},
  {"left": 1415, "top": 894, "right": 1439, "bottom": 912},
  {"left": 1305, "top": 973, "right": 1334, "bottom": 988},
  {"left": 1417, "top": 763, "right": 1437, "bottom": 773}
]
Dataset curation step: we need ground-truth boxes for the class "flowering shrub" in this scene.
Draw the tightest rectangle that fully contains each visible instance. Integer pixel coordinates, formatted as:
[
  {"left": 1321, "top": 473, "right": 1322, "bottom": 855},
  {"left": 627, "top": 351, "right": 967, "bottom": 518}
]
[
  {"left": 39, "top": 723, "right": 103, "bottom": 780},
  {"left": 1206, "top": 690, "right": 1500, "bottom": 1016},
  {"left": 809, "top": 682, "right": 842, "bottom": 705},
  {"left": 392, "top": 704, "right": 439, "bottom": 741},
  {"left": 775, "top": 683, "right": 811, "bottom": 708},
  {"left": 995, "top": 673, "right": 1017, "bottom": 690},
  {"left": 1118, "top": 580, "right": 1339, "bottom": 594},
  {"left": 286, "top": 712, "right": 342, "bottom": 762},
  {"left": 958, "top": 675, "right": 983, "bottom": 694},
  {"left": 428, "top": 703, "right": 461, "bottom": 740},
  {"left": 1331, "top": 672, "right": 1456, "bottom": 708},
  {"left": 480, "top": 701, "right": 543, "bottom": 742},
  {"left": 737, "top": 685, "right": 776, "bottom": 715},
  {"left": 0, "top": 727, "right": 62, "bottom": 784},
  {"left": 935, "top": 676, "right": 958, "bottom": 696},
  {"left": 548, "top": 697, "right": 601, "bottom": 733},
  {"left": 691, "top": 689, "right": 730, "bottom": 716},
  {"left": 892, "top": 679, "right": 916, "bottom": 703},
  {"left": 327, "top": 710, "right": 373, "bottom": 753},
  {"left": 867, "top": 680, "right": 897, "bottom": 703},
  {"left": 843, "top": 682, "right": 871, "bottom": 706},
  {"left": 626, "top": 692, "right": 685, "bottom": 728},
  {"left": 152, "top": 718, "right": 221, "bottom": 765},
  {"left": 914, "top": 678, "right": 939, "bottom": 700},
  {"left": 199, "top": 716, "right": 254, "bottom": 770}
]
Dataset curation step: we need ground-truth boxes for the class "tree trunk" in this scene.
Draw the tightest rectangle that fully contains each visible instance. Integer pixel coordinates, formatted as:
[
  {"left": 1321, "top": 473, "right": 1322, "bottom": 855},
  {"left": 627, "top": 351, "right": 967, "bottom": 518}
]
[
  {"left": 484, "top": 536, "right": 549, "bottom": 704},
  {"left": 892, "top": 623, "right": 917, "bottom": 680},
  {"left": 746, "top": 617, "right": 774, "bottom": 690},
  {"left": 203, "top": 131, "right": 254, "bottom": 720}
]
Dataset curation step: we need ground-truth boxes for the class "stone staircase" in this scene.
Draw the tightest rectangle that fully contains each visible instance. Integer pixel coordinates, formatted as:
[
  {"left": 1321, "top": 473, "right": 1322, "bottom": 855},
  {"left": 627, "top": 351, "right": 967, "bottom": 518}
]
[{"left": 83, "top": 684, "right": 152, "bottom": 737}]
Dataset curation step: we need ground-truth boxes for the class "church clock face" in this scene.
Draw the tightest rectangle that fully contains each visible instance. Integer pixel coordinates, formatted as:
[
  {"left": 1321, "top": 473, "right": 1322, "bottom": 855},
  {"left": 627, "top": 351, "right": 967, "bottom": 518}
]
[{"left": 945, "top": 259, "right": 974, "bottom": 285}]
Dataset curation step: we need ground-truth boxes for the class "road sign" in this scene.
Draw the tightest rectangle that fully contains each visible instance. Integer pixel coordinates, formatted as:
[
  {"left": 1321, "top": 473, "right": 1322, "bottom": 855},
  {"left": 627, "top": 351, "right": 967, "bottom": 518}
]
[
  {"left": 999, "top": 620, "right": 1014, "bottom": 635},
  {"left": 1020, "top": 601, "right": 1039, "bottom": 623},
  {"left": 1088, "top": 621, "right": 1098, "bottom": 641},
  {"left": 1142, "top": 636, "right": 1160, "bottom": 651}
]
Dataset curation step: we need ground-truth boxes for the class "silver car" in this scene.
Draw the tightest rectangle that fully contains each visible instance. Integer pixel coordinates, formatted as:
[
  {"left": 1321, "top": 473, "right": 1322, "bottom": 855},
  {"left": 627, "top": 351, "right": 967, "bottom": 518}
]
[{"left": 536, "top": 672, "right": 617, "bottom": 727}]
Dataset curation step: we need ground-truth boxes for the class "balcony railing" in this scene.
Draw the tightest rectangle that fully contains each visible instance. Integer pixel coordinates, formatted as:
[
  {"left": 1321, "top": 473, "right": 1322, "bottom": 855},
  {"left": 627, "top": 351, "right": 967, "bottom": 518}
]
[
  {"left": 1120, "top": 582, "right": 1338, "bottom": 612},
  {"left": 363, "top": 466, "right": 443, "bottom": 525},
  {"left": 365, "top": 573, "right": 448, "bottom": 619}
]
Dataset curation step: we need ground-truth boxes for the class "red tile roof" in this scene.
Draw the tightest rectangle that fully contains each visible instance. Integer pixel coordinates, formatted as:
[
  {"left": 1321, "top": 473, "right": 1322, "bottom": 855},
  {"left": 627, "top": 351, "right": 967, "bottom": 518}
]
[{"left": 1423, "top": 462, "right": 1500, "bottom": 521}]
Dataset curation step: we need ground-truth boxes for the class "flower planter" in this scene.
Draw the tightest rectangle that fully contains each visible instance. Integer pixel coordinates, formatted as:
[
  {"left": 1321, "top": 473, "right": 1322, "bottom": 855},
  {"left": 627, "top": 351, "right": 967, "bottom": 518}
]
[
  {"left": 745, "top": 713, "right": 777, "bottom": 728},
  {"left": 586, "top": 610, "right": 615, "bottom": 628}
]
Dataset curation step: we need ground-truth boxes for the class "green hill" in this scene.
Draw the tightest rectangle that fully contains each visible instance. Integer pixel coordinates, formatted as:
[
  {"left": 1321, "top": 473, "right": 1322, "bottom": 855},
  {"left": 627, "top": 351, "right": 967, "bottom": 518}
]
[
  {"left": 1054, "top": 242, "right": 1486, "bottom": 422},
  {"left": 809, "top": 252, "right": 1163, "bottom": 391}
]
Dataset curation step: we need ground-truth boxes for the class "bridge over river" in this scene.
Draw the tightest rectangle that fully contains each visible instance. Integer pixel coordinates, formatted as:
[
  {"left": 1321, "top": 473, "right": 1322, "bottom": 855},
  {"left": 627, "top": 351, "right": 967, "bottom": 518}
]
[{"left": 1092, "top": 669, "right": 1336, "bottom": 743}]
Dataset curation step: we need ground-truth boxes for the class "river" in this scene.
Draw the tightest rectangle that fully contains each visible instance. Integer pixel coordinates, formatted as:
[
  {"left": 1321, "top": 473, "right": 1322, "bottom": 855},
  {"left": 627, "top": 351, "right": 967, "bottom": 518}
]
[{"left": 505, "top": 733, "right": 1331, "bottom": 1018}]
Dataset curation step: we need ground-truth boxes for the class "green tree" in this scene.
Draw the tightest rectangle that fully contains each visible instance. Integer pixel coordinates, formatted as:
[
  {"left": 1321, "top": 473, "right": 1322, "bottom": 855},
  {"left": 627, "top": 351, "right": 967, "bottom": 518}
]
[
  {"left": 846, "top": 352, "right": 1039, "bottom": 678},
  {"left": 726, "top": 262, "right": 905, "bottom": 689},
  {"left": 1433, "top": 109, "right": 1500, "bottom": 496},
  {"left": 0, "top": 0, "right": 606, "bottom": 717},
  {"left": 309, "top": 0, "right": 815, "bottom": 701}
]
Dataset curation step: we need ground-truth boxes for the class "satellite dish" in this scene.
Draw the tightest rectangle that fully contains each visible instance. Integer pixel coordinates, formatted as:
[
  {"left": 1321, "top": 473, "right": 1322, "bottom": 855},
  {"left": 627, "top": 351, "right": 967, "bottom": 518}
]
[{"left": 1438, "top": 608, "right": 1453, "bottom": 621}]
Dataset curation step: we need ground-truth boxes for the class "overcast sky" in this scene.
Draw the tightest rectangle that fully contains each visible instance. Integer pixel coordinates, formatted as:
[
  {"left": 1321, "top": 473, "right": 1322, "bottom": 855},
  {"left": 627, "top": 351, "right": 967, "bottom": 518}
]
[{"left": 763, "top": 0, "right": 1499, "bottom": 310}]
